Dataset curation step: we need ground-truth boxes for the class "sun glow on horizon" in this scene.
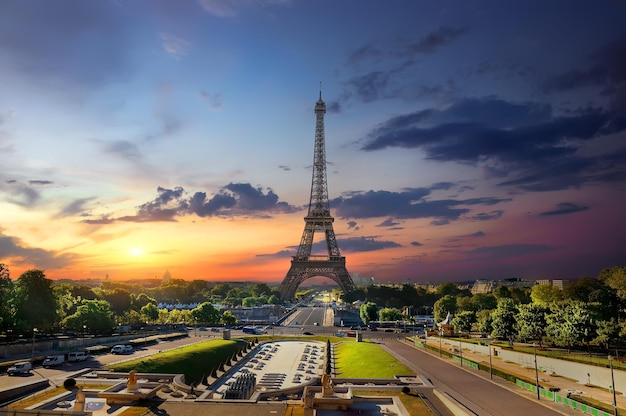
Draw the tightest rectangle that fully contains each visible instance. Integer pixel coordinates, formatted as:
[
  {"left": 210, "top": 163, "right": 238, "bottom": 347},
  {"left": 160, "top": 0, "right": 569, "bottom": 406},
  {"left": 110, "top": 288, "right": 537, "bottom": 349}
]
[{"left": 129, "top": 248, "right": 144, "bottom": 257}]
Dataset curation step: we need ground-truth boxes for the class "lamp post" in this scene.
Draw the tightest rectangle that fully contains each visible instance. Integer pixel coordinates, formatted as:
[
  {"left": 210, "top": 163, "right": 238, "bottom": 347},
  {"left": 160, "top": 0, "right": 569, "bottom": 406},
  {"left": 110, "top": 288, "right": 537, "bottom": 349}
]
[
  {"left": 194, "top": 317, "right": 198, "bottom": 338},
  {"left": 609, "top": 355, "right": 618, "bottom": 416},
  {"left": 459, "top": 338, "right": 463, "bottom": 367},
  {"left": 534, "top": 343, "right": 540, "bottom": 400},
  {"left": 82, "top": 325, "right": 87, "bottom": 349},
  {"left": 423, "top": 324, "right": 427, "bottom": 351},
  {"left": 31, "top": 328, "right": 38, "bottom": 362},
  {"left": 439, "top": 328, "right": 442, "bottom": 358},
  {"left": 488, "top": 339, "right": 493, "bottom": 379}
]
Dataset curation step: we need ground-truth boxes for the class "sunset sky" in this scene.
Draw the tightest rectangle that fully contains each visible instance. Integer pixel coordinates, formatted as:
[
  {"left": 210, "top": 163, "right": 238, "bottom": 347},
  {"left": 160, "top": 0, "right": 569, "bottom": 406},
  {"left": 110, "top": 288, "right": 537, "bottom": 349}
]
[{"left": 1, "top": 0, "right": 625, "bottom": 285}]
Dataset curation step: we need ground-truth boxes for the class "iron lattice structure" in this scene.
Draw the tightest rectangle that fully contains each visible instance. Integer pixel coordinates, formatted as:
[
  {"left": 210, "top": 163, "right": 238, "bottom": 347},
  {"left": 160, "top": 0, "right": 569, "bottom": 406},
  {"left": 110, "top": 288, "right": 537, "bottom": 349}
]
[{"left": 279, "top": 92, "right": 356, "bottom": 301}]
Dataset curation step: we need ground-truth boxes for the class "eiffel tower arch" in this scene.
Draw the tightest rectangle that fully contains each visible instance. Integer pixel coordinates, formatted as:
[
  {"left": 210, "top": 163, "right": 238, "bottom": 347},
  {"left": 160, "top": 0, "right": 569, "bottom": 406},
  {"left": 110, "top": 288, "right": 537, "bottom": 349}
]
[{"left": 279, "top": 91, "right": 356, "bottom": 301}]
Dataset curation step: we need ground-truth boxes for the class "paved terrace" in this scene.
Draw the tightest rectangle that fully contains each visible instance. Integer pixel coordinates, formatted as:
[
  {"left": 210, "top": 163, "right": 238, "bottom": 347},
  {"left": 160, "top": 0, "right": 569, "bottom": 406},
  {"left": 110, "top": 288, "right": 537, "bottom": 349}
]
[{"left": 211, "top": 340, "right": 325, "bottom": 398}]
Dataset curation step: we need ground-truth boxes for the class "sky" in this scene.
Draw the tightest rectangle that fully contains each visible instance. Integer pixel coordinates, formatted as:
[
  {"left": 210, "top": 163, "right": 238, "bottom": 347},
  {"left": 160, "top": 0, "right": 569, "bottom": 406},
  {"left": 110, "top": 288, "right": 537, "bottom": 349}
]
[{"left": 1, "top": 0, "right": 625, "bottom": 285}]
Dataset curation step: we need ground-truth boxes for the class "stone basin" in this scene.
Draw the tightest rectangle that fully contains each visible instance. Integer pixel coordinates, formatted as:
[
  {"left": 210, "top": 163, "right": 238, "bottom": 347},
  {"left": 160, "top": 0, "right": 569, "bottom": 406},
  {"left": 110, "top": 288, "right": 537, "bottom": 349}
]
[{"left": 98, "top": 382, "right": 164, "bottom": 405}]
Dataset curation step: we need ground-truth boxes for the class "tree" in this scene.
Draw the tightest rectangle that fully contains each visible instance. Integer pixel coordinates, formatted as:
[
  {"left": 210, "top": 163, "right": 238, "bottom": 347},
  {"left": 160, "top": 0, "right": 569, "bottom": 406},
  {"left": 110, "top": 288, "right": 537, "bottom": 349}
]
[
  {"left": 140, "top": 303, "right": 159, "bottom": 323},
  {"left": 436, "top": 283, "right": 460, "bottom": 297},
  {"left": 360, "top": 302, "right": 378, "bottom": 324},
  {"left": 594, "top": 318, "right": 620, "bottom": 352},
  {"left": 492, "top": 285, "right": 512, "bottom": 300},
  {"left": 475, "top": 309, "right": 493, "bottom": 336},
  {"left": 530, "top": 283, "right": 562, "bottom": 307},
  {"left": 221, "top": 310, "right": 237, "bottom": 326},
  {"left": 132, "top": 293, "right": 157, "bottom": 311},
  {"left": 100, "top": 288, "right": 132, "bottom": 317},
  {"left": 599, "top": 266, "right": 626, "bottom": 303},
  {"left": 378, "top": 307, "right": 403, "bottom": 322},
  {"left": 62, "top": 299, "right": 115, "bottom": 333},
  {"left": 433, "top": 295, "right": 457, "bottom": 323},
  {"left": 190, "top": 302, "right": 221, "bottom": 324},
  {"left": 0, "top": 264, "right": 14, "bottom": 331},
  {"left": 451, "top": 311, "right": 475, "bottom": 335},
  {"left": 12, "top": 270, "right": 59, "bottom": 332},
  {"left": 490, "top": 298, "right": 518, "bottom": 344},
  {"left": 516, "top": 303, "right": 547, "bottom": 344},
  {"left": 545, "top": 300, "right": 594, "bottom": 352},
  {"left": 267, "top": 294, "right": 281, "bottom": 305}
]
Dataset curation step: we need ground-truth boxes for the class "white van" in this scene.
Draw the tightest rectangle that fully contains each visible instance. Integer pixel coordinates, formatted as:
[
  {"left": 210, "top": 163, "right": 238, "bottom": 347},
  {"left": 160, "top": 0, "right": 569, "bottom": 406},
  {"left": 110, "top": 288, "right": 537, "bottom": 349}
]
[
  {"left": 7, "top": 361, "right": 32, "bottom": 375},
  {"left": 42, "top": 354, "right": 65, "bottom": 367},
  {"left": 111, "top": 344, "right": 133, "bottom": 354},
  {"left": 67, "top": 351, "right": 88, "bottom": 362}
]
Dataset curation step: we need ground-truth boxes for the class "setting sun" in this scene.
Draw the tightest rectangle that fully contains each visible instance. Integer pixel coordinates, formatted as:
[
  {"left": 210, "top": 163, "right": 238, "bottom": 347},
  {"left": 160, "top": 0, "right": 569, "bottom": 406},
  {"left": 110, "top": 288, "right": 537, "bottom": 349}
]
[{"left": 129, "top": 248, "right": 144, "bottom": 257}]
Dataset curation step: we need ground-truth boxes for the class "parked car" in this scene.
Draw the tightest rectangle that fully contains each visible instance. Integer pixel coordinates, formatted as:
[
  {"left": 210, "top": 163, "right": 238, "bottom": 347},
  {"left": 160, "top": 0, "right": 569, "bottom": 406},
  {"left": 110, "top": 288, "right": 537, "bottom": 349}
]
[
  {"left": 111, "top": 345, "right": 133, "bottom": 354},
  {"left": 43, "top": 355, "right": 65, "bottom": 367},
  {"left": 7, "top": 361, "right": 32, "bottom": 376},
  {"left": 67, "top": 351, "right": 88, "bottom": 362}
]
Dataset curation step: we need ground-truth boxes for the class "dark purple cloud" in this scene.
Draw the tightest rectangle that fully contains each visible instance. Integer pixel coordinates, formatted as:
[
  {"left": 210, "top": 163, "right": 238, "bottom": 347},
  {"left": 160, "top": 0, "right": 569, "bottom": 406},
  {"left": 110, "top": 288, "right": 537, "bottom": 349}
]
[
  {"left": 0, "top": 232, "right": 76, "bottom": 269},
  {"left": 360, "top": 97, "right": 626, "bottom": 192},
  {"left": 465, "top": 243, "right": 557, "bottom": 260},
  {"left": 83, "top": 183, "right": 298, "bottom": 224},
  {"left": 539, "top": 202, "right": 589, "bottom": 216},
  {"left": 332, "top": 187, "right": 510, "bottom": 223}
]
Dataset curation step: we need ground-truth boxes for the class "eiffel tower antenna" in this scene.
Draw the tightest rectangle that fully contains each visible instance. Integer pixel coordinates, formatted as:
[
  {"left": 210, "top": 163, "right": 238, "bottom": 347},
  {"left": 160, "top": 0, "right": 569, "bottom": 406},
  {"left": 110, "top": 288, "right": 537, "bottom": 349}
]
[{"left": 279, "top": 91, "right": 356, "bottom": 301}]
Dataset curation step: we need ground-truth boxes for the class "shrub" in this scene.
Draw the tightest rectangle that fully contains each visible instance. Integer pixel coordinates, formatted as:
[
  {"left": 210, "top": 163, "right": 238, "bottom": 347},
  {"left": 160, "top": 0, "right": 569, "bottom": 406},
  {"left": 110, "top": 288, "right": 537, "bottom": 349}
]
[{"left": 401, "top": 386, "right": 411, "bottom": 394}]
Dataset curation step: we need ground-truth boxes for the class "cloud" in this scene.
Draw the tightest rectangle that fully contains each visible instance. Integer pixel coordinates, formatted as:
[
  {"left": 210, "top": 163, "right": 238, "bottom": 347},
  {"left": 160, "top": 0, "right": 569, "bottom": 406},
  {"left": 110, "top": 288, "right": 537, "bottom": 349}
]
[
  {"left": 0, "top": 232, "right": 77, "bottom": 269},
  {"left": 28, "top": 180, "right": 54, "bottom": 186},
  {"left": 197, "top": 0, "right": 291, "bottom": 17},
  {"left": 404, "top": 26, "right": 468, "bottom": 54},
  {"left": 539, "top": 202, "right": 589, "bottom": 217},
  {"left": 465, "top": 243, "right": 557, "bottom": 260},
  {"left": 160, "top": 33, "right": 191, "bottom": 57},
  {"left": 360, "top": 97, "right": 626, "bottom": 191},
  {"left": 0, "top": 1, "right": 131, "bottom": 90},
  {"left": 199, "top": 90, "right": 224, "bottom": 110},
  {"left": 342, "top": 26, "right": 468, "bottom": 103},
  {"left": 84, "top": 183, "right": 299, "bottom": 224},
  {"left": 1, "top": 181, "right": 42, "bottom": 207},
  {"left": 471, "top": 210, "right": 504, "bottom": 221},
  {"left": 410, "top": 241, "right": 423, "bottom": 247},
  {"left": 333, "top": 236, "right": 402, "bottom": 253},
  {"left": 55, "top": 197, "right": 96, "bottom": 219},
  {"left": 332, "top": 187, "right": 510, "bottom": 223},
  {"left": 542, "top": 36, "right": 626, "bottom": 101}
]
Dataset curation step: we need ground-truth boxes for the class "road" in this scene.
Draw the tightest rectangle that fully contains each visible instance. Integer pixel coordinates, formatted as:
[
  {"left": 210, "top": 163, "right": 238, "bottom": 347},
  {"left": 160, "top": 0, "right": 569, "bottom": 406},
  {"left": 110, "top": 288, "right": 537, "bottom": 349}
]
[{"left": 383, "top": 340, "right": 571, "bottom": 416}]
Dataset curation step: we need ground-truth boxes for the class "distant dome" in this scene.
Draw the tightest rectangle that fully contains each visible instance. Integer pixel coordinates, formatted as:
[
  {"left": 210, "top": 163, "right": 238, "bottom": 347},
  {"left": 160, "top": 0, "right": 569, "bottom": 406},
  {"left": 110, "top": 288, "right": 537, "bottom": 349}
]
[{"left": 162, "top": 270, "right": 172, "bottom": 282}]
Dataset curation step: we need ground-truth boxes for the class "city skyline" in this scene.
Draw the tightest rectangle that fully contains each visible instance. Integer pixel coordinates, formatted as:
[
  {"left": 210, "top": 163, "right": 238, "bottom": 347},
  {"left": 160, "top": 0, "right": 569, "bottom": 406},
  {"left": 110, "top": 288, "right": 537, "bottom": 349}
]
[{"left": 1, "top": 1, "right": 625, "bottom": 284}]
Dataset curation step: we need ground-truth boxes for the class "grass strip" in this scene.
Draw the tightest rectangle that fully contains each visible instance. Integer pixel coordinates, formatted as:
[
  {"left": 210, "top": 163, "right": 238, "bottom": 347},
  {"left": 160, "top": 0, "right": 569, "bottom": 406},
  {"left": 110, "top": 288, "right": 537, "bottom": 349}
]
[
  {"left": 334, "top": 341, "right": 414, "bottom": 378},
  {"left": 106, "top": 339, "right": 242, "bottom": 385}
]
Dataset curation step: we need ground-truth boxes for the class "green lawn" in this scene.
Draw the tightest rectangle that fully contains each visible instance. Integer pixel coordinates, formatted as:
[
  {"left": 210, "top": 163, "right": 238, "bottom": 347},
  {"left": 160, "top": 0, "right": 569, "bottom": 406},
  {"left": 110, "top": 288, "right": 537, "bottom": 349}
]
[
  {"left": 334, "top": 341, "right": 414, "bottom": 378},
  {"left": 106, "top": 339, "right": 243, "bottom": 385}
]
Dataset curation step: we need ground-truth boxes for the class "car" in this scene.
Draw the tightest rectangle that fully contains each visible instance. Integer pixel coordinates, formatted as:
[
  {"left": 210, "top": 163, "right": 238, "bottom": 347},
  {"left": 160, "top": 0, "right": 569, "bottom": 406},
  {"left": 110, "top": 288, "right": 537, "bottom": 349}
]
[
  {"left": 111, "top": 344, "right": 134, "bottom": 354},
  {"left": 67, "top": 351, "right": 88, "bottom": 362},
  {"left": 43, "top": 355, "right": 65, "bottom": 367},
  {"left": 303, "top": 331, "right": 314, "bottom": 335},
  {"left": 210, "top": 327, "right": 220, "bottom": 332},
  {"left": 198, "top": 327, "right": 208, "bottom": 331},
  {"left": 7, "top": 362, "right": 31, "bottom": 376}
]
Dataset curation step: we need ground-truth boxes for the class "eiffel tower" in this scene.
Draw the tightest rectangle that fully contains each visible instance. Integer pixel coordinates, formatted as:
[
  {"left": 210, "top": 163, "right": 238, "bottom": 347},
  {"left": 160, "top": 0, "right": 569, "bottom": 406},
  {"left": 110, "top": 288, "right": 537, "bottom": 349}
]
[{"left": 279, "top": 90, "right": 356, "bottom": 301}]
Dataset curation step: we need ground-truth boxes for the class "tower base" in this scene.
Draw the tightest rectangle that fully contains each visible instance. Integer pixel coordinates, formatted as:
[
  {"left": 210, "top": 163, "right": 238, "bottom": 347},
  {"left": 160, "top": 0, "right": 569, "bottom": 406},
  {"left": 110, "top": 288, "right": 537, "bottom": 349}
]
[{"left": 279, "top": 257, "right": 356, "bottom": 301}]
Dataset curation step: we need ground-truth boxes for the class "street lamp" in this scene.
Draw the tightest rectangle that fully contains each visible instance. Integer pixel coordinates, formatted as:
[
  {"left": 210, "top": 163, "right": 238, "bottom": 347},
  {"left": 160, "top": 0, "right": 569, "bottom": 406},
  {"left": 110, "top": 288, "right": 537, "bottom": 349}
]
[
  {"left": 609, "top": 355, "right": 618, "bottom": 416},
  {"left": 488, "top": 339, "right": 493, "bottom": 379},
  {"left": 31, "top": 328, "right": 38, "bottom": 362},
  {"left": 439, "top": 327, "right": 442, "bottom": 358},
  {"left": 459, "top": 338, "right": 463, "bottom": 367},
  {"left": 194, "top": 317, "right": 198, "bottom": 337},
  {"left": 423, "top": 324, "right": 427, "bottom": 351},
  {"left": 534, "top": 343, "right": 540, "bottom": 400}
]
